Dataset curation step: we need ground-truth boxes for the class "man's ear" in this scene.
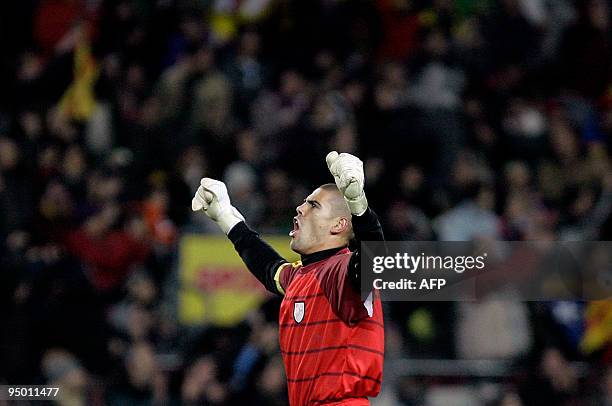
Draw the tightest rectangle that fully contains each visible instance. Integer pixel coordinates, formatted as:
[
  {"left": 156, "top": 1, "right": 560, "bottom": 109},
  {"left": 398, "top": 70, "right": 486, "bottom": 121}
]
[{"left": 330, "top": 217, "right": 350, "bottom": 235}]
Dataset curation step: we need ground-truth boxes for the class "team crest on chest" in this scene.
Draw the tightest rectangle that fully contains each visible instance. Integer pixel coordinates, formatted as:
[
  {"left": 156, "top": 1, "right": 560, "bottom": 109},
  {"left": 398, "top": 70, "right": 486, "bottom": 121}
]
[{"left": 293, "top": 301, "right": 305, "bottom": 323}]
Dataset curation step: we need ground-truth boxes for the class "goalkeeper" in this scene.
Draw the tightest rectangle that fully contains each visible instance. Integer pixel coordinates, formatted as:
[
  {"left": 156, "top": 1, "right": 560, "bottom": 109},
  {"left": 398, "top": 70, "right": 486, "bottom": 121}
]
[{"left": 192, "top": 151, "right": 385, "bottom": 406}]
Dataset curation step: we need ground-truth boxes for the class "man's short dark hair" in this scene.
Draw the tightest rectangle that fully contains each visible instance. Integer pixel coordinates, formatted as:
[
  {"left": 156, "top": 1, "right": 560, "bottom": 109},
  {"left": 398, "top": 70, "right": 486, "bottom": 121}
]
[{"left": 319, "top": 183, "right": 351, "bottom": 218}]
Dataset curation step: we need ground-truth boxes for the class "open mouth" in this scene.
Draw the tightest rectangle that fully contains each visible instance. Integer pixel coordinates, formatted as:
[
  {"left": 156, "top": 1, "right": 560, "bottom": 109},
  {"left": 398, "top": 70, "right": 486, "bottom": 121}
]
[{"left": 289, "top": 217, "right": 300, "bottom": 237}]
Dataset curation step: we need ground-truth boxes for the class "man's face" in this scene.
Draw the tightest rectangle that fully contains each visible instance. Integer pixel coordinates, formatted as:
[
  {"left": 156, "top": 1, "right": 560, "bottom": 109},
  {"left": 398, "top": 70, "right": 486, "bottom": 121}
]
[{"left": 289, "top": 187, "right": 349, "bottom": 255}]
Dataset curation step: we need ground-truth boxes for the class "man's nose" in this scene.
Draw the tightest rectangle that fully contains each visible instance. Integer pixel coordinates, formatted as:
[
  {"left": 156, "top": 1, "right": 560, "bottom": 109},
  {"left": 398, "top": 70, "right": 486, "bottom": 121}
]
[{"left": 296, "top": 203, "right": 304, "bottom": 216}]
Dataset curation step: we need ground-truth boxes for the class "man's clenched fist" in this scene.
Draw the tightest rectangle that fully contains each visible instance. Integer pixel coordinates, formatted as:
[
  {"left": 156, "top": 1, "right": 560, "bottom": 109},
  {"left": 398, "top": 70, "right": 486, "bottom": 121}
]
[
  {"left": 326, "top": 151, "right": 368, "bottom": 216},
  {"left": 192, "top": 178, "right": 245, "bottom": 234}
]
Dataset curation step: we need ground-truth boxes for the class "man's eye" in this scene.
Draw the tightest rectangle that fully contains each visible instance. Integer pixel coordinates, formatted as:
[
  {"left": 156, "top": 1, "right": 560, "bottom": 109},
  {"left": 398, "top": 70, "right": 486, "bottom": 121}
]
[{"left": 309, "top": 202, "right": 316, "bottom": 208}]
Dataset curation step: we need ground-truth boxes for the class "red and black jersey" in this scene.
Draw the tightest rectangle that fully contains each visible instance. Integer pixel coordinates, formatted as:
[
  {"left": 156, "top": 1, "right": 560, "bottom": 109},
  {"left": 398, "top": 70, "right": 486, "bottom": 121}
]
[
  {"left": 227, "top": 208, "right": 386, "bottom": 405},
  {"left": 275, "top": 248, "right": 384, "bottom": 406}
]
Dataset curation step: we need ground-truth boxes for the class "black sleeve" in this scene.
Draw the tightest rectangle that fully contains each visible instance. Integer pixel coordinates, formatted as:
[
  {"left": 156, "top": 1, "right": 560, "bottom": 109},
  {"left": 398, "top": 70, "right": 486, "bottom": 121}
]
[
  {"left": 227, "top": 222, "right": 287, "bottom": 295},
  {"left": 348, "top": 207, "right": 385, "bottom": 292},
  {"left": 352, "top": 207, "right": 385, "bottom": 243}
]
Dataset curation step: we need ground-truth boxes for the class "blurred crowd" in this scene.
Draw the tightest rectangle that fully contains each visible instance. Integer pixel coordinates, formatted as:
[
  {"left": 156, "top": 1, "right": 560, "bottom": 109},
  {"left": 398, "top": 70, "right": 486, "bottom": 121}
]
[{"left": 1, "top": 0, "right": 612, "bottom": 405}]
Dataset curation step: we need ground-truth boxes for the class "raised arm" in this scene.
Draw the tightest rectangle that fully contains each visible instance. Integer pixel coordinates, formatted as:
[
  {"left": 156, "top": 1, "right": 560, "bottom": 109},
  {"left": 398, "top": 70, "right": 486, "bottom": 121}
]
[
  {"left": 352, "top": 207, "right": 384, "bottom": 243},
  {"left": 192, "top": 178, "right": 288, "bottom": 295},
  {"left": 326, "top": 152, "right": 385, "bottom": 294},
  {"left": 348, "top": 208, "right": 385, "bottom": 295}
]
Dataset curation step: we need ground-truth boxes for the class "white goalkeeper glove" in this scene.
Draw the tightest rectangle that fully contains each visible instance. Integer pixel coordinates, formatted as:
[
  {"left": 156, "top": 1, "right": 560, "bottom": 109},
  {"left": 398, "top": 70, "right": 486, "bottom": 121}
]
[
  {"left": 191, "top": 177, "right": 245, "bottom": 234},
  {"left": 326, "top": 151, "right": 368, "bottom": 216}
]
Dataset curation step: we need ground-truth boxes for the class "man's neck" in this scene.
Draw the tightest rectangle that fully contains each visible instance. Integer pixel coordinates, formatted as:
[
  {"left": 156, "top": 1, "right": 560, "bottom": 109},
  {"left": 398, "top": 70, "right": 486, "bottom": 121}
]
[{"left": 300, "top": 246, "right": 347, "bottom": 266}]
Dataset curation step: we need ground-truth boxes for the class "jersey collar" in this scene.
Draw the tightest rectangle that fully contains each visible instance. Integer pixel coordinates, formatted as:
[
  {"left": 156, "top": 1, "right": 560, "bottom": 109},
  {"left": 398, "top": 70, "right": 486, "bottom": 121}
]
[{"left": 300, "top": 246, "right": 349, "bottom": 267}]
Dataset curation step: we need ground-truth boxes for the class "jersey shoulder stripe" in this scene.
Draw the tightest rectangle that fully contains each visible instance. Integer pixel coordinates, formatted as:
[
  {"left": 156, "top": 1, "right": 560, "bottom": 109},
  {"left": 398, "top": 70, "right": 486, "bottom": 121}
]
[
  {"left": 274, "top": 263, "right": 290, "bottom": 295},
  {"left": 275, "top": 260, "right": 302, "bottom": 295}
]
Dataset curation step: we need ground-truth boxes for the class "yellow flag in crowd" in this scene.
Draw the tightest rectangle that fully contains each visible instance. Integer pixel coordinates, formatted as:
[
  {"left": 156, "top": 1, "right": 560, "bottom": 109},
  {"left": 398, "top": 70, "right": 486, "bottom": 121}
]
[
  {"left": 580, "top": 300, "right": 612, "bottom": 354},
  {"left": 57, "top": 37, "right": 99, "bottom": 121}
]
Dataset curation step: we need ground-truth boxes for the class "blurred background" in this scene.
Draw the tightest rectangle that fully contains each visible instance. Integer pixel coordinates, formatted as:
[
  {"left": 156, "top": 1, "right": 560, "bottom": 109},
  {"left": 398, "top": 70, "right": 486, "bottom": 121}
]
[{"left": 0, "top": 0, "right": 612, "bottom": 405}]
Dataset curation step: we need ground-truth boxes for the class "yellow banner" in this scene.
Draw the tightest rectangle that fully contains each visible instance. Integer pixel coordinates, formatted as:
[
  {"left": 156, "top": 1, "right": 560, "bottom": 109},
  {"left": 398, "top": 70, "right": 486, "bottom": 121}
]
[{"left": 178, "top": 233, "right": 298, "bottom": 326}]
